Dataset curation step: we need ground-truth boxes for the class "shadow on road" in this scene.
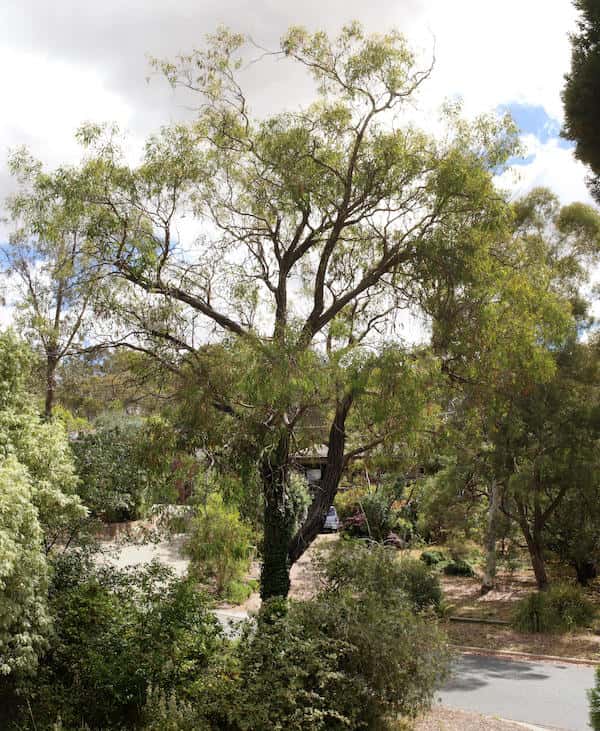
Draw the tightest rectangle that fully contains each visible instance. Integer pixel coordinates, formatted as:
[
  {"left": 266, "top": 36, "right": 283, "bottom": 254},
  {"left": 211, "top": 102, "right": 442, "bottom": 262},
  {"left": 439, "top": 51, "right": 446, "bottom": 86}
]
[{"left": 444, "top": 654, "right": 551, "bottom": 692}]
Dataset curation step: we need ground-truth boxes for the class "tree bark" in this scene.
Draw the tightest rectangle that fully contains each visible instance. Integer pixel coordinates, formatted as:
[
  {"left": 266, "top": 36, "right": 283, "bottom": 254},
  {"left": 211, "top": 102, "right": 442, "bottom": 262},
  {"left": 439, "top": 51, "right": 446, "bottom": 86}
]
[
  {"left": 481, "top": 480, "right": 500, "bottom": 595},
  {"left": 288, "top": 393, "right": 353, "bottom": 564},
  {"left": 44, "top": 352, "right": 58, "bottom": 420},
  {"left": 260, "top": 431, "right": 293, "bottom": 599},
  {"left": 522, "top": 524, "right": 549, "bottom": 589}
]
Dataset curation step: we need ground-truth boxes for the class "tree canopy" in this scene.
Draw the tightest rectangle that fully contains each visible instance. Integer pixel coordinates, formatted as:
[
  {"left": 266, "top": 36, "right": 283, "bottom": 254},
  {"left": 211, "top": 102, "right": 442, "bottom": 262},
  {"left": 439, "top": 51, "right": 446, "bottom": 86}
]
[{"left": 562, "top": 0, "right": 600, "bottom": 201}]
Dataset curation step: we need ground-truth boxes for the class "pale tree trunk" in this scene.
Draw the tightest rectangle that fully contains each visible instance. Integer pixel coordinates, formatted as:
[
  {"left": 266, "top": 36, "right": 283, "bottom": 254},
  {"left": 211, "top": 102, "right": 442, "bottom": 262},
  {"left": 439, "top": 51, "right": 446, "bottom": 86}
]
[{"left": 481, "top": 480, "right": 500, "bottom": 594}]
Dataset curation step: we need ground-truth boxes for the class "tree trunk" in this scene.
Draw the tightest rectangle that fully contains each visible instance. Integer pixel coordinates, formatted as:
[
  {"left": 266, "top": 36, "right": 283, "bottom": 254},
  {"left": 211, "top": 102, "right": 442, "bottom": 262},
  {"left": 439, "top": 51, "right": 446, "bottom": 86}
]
[
  {"left": 523, "top": 526, "right": 549, "bottom": 589},
  {"left": 44, "top": 353, "right": 58, "bottom": 420},
  {"left": 288, "top": 393, "right": 352, "bottom": 564},
  {"left": 481, "top": 480, "right": 500, "bottom": 595},
  {"left": 260, "top": 431, "right": 293, "bottom": 600}
]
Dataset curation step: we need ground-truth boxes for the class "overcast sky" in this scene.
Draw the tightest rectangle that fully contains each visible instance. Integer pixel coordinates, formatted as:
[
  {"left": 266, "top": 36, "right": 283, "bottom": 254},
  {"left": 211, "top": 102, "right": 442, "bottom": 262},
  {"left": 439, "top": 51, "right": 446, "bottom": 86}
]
[{"left": 0, "top": 0, "right": 595, "bottom": 328}]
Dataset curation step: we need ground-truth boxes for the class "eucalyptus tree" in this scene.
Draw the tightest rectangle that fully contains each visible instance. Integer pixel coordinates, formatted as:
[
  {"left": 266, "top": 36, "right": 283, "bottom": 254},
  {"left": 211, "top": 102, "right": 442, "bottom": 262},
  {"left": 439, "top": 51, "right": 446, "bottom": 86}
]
[
  {"left": 73, "top": 24, "right": 546, "bottom": 598},
  {"left": 425, "top": 188, "right": 600, "bottom": 590},
  {"left": 4, "top": 150, "right": 108, "bottom": 419}
]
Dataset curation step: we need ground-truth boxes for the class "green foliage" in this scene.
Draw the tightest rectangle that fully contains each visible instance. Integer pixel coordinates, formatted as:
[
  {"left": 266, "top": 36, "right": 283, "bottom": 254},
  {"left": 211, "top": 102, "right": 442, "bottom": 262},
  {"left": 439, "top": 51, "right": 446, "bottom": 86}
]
[
  {"left": 339, "top": 486, "right": 406, "bottom": 542},
  {"left": 562, "top": 0, "right": 600, "bottom": 200},
  {"left": 443, "top": 559, "right": 476, "bottom": 578},
  {"left": 420, "top": 549, "right": 448, "bottom": 567},
  {"left": 416, "top": 464, "right": 485, "bottom": 544},
  {"left": 0, "top": 457, "right": 49, "bottom": 677},
  {"left": 0, "top": 330, "right": 84, "bottom": 680},
  {"left": 286, "top": 471, "right": 311, "bottom": 535},
  {"left": 185, "top": 493, "right": 253, "bottom": 596},
  {"left": 320, "top": 540, "right": 442, "bottom": 614},
  {"left": 335, "top": 485, "right": 369, "bottom": 521},
  {"left": 142, "top": 541, "right": 448, "bottom": 730},
  {"left": 512, "top": 583, "right": 596, "bottom": 634},
  {"left": 15, "top": 558, "right": 223, "bottom": 730},
  {"left": 589, "top": 666, "right": 600, "bottom": 730},
  {"left": 72, "top": 417, "right": 178, "bottom": 522}
]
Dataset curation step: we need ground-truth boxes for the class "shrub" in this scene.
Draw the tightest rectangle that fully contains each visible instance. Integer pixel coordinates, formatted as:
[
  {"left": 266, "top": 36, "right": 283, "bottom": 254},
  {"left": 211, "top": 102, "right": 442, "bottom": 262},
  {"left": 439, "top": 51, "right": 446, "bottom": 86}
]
[
  {"left": 334, "top": 485, "right": 369, "bottom": 521},
  {"left": 545, "top": 583, "right": 596, "bottom": 631},
  {"left": 232, "top": 592, "right": 448, "bottom": 730},
  {"left": 443, "top": 559, "right": 476, "bottom": 577},
  {"left": 513, "top": 583, "right": 596, "bottom": 633},
  {"left": 512, "top": 591, "right": 557, "bottom": 633},
  {"left": 185, "top": 493, "right": 253, "bottom": 596},
  {"left": 72, "top": 421, "right": 152, "bottom": 521},
  {"left": 396, "top": 558, "right": 444, "bottom": 612},
  {"left": 142, "top": 544, "right": 450, "bottom": 731},
  {"left": 590, "top": 667, "right": 600, "bottom": 730},
  {"left": 319, "top": 540, "right": 442, "bottom": 613},
  {"left": 420, "top": 549, "right": 448, "bottom": 567},
  {"left": 18, "top": 558, "right": 224, "bottom": 730},
  {"left": 340, "top": 488, "right": 398, "bottom": 542}
]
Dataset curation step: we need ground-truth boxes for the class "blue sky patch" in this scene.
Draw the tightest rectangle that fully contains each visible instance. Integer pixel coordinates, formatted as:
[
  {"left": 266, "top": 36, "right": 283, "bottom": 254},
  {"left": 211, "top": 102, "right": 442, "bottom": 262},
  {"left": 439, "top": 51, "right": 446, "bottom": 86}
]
[{"left": 499, "top": 103, "right": 574, "bottom": 167}]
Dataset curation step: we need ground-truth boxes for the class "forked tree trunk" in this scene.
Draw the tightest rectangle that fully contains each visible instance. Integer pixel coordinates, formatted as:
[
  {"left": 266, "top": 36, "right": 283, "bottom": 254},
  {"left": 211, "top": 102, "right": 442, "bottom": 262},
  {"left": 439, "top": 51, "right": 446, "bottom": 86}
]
[
  {"left": 260, "top": 431, "right": 293, "bottom": 599},
  {"left": 288, "top": 394, "right": 353, "bottom": 565},
  {"left": 481, "top": 480, "right": 500, "bottom": 595}
]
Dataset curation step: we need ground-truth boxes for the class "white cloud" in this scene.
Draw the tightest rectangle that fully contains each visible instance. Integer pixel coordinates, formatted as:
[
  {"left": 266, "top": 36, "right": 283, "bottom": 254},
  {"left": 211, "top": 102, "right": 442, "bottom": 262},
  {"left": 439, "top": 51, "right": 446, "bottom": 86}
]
[
  {"left": 0, "top": 47, "right": 133, "bottom": 169},
  {"left": 496, "top": 134, "right": 594, "bottom": 204}
]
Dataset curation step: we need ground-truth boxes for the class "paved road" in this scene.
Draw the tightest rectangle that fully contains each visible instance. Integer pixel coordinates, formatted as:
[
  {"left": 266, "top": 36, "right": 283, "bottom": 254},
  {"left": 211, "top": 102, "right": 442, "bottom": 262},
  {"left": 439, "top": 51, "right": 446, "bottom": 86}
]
[{"left": 438, "top": 653, "right": 596, "bottom": 730}]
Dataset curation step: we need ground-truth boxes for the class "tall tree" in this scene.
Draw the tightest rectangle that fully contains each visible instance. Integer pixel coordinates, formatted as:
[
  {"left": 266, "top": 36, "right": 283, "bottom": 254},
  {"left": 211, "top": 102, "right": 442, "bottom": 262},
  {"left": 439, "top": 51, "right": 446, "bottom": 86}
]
[
  {"left": 562, "top": 0, "right": 600, "bottom": 202},
  {"left": 427, "top": 188, "right": 600, "bottom": 589},
  {"left": 71, "top": 24, "right": 565, "bottom": 598},
  {"left": 4, "top": 150, "right": 107, "bottom": 419}
]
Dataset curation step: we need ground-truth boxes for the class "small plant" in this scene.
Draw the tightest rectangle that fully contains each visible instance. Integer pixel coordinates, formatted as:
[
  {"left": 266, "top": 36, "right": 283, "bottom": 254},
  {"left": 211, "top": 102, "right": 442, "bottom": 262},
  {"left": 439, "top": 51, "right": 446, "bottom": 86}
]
[
  {"left": 420, "top": 549, "right": 448, "bottom": 567},
  {"left": 185, "top": 494, "right": 253, "bottom": 596},
  {"left": 443, "top": 559, "right": 476, "bottom": 577},
  {"left": 546, "top": 583, "right": 596, "bottom": 631},
  {"left": 513, "top": 592, "right": 556, "bottom": 633},
  {"left": 512, "top": 583, "right": 596, "bottom": 633},
  {"left": 225, "top": 579, "right": 258, "bottom": 605},
  {"left": 589, "top": 667, "right": 600, "bottom": 730}
]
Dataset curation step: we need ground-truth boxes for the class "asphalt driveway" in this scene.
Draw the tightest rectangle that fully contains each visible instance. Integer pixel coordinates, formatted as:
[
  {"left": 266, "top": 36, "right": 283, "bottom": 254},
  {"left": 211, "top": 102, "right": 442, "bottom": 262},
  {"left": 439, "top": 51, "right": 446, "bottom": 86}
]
[{"left": 438, "top": 653, "right": 596, "bottom": 730}]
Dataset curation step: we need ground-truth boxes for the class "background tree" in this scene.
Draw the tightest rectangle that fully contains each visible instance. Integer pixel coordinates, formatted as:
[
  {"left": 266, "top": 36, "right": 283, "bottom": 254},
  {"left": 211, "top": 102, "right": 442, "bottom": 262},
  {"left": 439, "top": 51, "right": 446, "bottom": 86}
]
[
  {"left": 421, "top": 187, "right": 600, "bottom": 590},
  {"left": 562, "top": 0, "right": 600, "bottom": 202},
  {"left": 0, "top": 330, "right": 85, "bottom": 678},
  {"left": 4, "top": 150, "right": 107, "bottom": 419}
]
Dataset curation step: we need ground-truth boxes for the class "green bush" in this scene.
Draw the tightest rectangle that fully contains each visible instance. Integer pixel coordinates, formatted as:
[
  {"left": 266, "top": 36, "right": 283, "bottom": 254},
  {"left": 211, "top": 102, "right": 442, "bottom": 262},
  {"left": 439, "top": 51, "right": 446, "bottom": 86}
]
[
  {"left": 185, "top": 493, "right": 253, "bottom": 596},
  {"left": 443, "top": 559, "right": 476, "bottom": 577},
  {"left": 513, "top": 583, "right": 596, "bottom": 633},
  {"left": 545, "top": 583, "right": 596, "bottom": 631},
  {"left": 512, "top": 591, "right": 556, "bottom": 633},
  {"left": 590, "top": 667, "right": 600, "bottom": 730},
  {"left": 72, "top": 421, "right": 152, "bottom": 521},
  {"left": 420, "top": 549, "right": 448, "bottom": 567},
  {"left": 15, "top": 556, "right": 224, "bottom": 730},
  {"left": 396, "top": 557, "right": 444, "bottom": 612},
  {"left": 319, "top": 540, "right": 442, "bottom": 613},
  {"left": 143, "top": 547, "right": 450, "bottom": 731}
]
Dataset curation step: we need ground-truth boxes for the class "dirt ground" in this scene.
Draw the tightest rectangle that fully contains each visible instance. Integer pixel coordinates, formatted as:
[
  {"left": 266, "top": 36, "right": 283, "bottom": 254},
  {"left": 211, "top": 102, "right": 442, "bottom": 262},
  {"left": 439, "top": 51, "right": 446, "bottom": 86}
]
[
  {"left": 439, "top": 570, "right": 600, "bottom": 661},
  {"left": 414, "top": 706, "right": 547, "bottom": 730}
]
